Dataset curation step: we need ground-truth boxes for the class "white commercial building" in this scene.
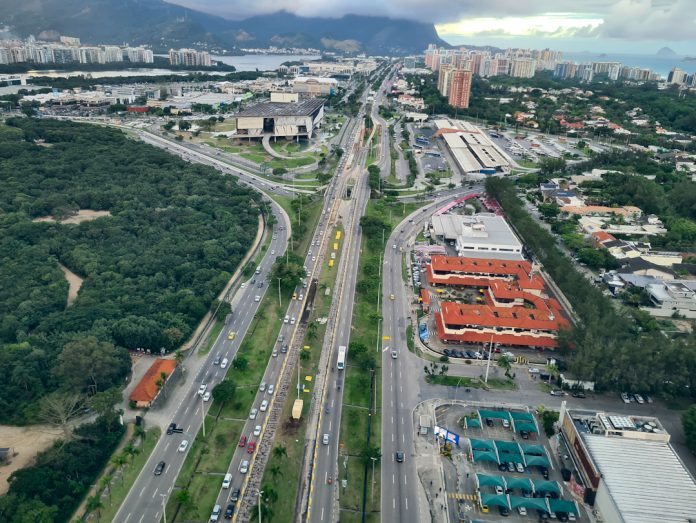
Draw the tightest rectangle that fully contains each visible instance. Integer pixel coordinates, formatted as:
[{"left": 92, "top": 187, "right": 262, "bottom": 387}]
[
  {"left": 560, "top": 406, "right": 696, "bottom": 523},
  {"left": 434, "top": 118, "right": 511, "bottom": 174},
  {"left": 429, "top": 213, "right": 524, "bottom": 260}
]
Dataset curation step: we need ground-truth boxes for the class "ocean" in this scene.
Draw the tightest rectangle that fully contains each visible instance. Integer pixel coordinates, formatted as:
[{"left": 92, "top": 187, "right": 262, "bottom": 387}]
[{"left": 564, "top": 52, "right": 694, "bottom": 78}]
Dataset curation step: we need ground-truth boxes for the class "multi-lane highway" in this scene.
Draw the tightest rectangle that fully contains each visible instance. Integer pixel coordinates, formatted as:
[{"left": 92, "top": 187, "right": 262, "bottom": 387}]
[
  {"left": 380, "top": 188, "right": 483, "bottom": 523},
  {"left": 113, "top": 198, "right": 290, "bottom": 523},
  {"left": 304, "top": 66, "right": 395, "bottom": 523}
]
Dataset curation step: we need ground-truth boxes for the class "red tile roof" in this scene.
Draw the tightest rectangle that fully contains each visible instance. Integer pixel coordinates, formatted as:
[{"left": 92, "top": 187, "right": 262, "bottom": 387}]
[
  {"left": 129, "top": 358, "right": 177, "bottom": 404},
  {"left": 438, "top": 301, "right": 566, "bottom": 331},
  {"left": 591, "top": 231, "right": 616, "bottom": 244},
  {"left": 427, "top": 255, "right": 545, "bottom": 291},
  {"left": 434, "top": 315, "right": 559, "bottom": 348}
]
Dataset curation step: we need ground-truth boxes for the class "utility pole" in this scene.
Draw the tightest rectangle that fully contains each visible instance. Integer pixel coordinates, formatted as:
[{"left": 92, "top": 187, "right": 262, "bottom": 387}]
[{"left": 484, "top": 333, "right": 494, "bottom": 384}]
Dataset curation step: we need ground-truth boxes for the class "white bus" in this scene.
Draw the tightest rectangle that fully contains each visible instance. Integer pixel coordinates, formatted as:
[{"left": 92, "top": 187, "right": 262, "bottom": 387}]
[{"left": 337, "top": 345, "right": 347, "bottom": 370}]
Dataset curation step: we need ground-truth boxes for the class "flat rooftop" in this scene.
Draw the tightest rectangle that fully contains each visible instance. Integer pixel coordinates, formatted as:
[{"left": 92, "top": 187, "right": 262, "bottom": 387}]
[
  {"left": 236, "top": 98, "right": 325, "bottom": 118},
  {"left": 582, "top": 435, "right": 696, "bottom": 523},
  {"left": 431, "top": 213, "right": 522, "bottom": 249}
]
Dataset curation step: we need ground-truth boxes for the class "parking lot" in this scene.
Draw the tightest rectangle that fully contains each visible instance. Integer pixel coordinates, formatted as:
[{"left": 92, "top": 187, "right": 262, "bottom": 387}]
[{"left": 433, "top": 402, "right": 583, "bottom": 523}]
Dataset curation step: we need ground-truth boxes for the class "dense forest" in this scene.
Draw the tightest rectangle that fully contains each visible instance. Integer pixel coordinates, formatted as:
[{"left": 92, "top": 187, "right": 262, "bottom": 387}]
[
  {"left": 486, "top": 177, "right": 696, "bottom": 395},
  {"left": 0, "top": 118, "right": 261, "bottom": 423}
]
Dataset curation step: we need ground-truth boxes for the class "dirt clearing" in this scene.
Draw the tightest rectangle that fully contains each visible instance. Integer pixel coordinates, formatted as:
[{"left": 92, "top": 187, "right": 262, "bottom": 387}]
[{"left": 0, "top": 424, "right": 64, "bottom": 494}]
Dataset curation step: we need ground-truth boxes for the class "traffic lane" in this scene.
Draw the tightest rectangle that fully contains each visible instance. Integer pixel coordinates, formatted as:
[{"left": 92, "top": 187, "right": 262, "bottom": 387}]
[{"left": 116, "top": 226, "right": 285, "bottom": 521}]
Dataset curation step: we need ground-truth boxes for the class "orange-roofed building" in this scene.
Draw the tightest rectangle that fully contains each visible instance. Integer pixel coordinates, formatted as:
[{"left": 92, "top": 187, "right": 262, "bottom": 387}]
[
  {"left": 420, "top": 289, "right": 431, "bottom": 312},
  {"left": 591, "top": 231, "right": 617, "bottom": 247},
  {"left": 129, "top": 358, "right": 177, "bottom": 408},
  {"left": 426, "top": 255, "right": 570, "bottom": 348}
]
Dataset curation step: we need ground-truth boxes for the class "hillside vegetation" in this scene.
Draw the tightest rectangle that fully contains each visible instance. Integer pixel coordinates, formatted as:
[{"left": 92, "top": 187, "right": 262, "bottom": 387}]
[{"left": 0, "top": 118, "right": 261, "bottom": 423}]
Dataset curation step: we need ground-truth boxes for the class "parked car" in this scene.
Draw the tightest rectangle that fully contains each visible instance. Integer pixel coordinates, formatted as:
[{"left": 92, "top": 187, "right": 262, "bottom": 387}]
[
  {"left": 516, "top": 462, "right": 525, "bottom": 473},
  {"left": 550, "top": 390, "right": 564, "bottom": 396},
  {"left": 571, "top": 391, "right": 586, "bottom": 398},
  {"left": 485, "top": 418, "right": 494, "bottom": 427},
  {"left": 498, "top": 505, "right": 510, "bottom": 516},
  {"left": 620, "top": 392, "right": 631, "bottom": 403},
  {"left": 518, "top": 506, "right": 528, "bottom": 515},
  {"left": 634, "top": 394, "right": 645, "bottom": 404},
  {"left": 507, "top": 462, "right": 515, "bottom": 472},
  {"left": 520, "top": 430, "right": 530, "bottom": 439},
  {"left": 495, "top": 485, "right": 504, "bottom": 495}
]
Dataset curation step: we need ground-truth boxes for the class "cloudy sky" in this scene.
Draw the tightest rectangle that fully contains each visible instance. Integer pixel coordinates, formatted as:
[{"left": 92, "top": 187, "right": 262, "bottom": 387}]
[{"left": 169, "top": 0, "right": 696, "bottom": 55}]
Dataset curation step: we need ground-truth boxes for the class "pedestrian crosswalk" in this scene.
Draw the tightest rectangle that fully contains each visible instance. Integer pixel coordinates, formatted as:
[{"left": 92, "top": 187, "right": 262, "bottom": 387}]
[{"left": 448, "top": 492, "right": 477, "bottom": 500}]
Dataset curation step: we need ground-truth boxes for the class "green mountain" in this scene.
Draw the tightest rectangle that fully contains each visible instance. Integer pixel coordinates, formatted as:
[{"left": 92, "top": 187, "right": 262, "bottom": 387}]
[{"left": 0, "top": 1, "right": 448, "bottom": 55}]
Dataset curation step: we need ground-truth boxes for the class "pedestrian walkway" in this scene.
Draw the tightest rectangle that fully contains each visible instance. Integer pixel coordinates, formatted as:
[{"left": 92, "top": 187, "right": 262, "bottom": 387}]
[{"left": 448, "top": 492, "right": 477, "bottom": 500}]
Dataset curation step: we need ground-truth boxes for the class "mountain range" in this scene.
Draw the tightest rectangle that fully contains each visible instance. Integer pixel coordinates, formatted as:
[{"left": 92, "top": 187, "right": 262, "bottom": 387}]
[{"left": 0, "top": 0, "right": 448, "bottom": 55}]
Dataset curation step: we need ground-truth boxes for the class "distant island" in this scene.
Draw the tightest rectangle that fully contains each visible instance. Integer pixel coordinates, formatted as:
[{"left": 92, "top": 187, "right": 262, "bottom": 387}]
[
  {"left": 683, "top": 56, "right": 696, "bottom": 63},
  {"left": 657, "top": 47, "right": 677, "bottom": 57}
]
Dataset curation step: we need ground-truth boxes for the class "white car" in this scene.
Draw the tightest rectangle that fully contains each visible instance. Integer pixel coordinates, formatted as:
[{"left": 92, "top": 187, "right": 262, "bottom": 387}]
[
  {"left": 322, "top": 433, "right": 330, "bottom": 445},
  {"left": 290, "top": 317, "right": 296, "bottom": 325},
  {"left": 254, "top": 295, "right": 260, "bottom": 302},
  {"left": 271, "top": 250, "right": 275, "bottom": 255},
  {"left": 240, "top": 282, "right": 246, "bottom": 288},
  {"left": 267, "top": 384, "right": 275, "bottom": 395},
  {"left": 284, "top": 315, "right": 289, "bottom": 324},
  {"left": 635, "top": 394, "right": 645, "bottom": 404},
  {"left": 620, "top": 392, "right": 631, "bottom": 404},
  {"left": 249, "top": 408, "right": 258, "bottom": 420},
  {"left": 198, "top": 384, "right": 207, "bottom": 396},
  {"left": 220, "top": 358, "right": 228, "bottom": 369},
  {"left": 260, "top": 400, "right": 269, "bottom": 412},
  {"left": 518, "top": 506, "right": 528, "bottom": 516},
  {"left": 178, "top": 440, "right": 189, "bottom": 453},
  {"left": 253, "top": 425, "right": 261, "bottom": 436},
  {"left": 259, "top": 382, "right": 266, "bottom": 392},
  {"left": 391, "top": 351, "right": 398, "bottom": 359},
  {"left": 239, "top": 460, "right": 249, "bottom": 474},
  {"left": 203, "top": 391, "right": 211, "bottom": 402}
]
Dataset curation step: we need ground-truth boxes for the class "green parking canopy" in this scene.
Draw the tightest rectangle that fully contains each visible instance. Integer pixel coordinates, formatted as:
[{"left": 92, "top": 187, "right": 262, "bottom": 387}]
[
  {"left": 509, "top": 496, "right": 550, "bottom": 512},
  {"left": 532, "top": 479, "right": 561, "bottom": 495},
  {"left": 495, "top": 440, "right": 521, "bottom": 454},
  {"left": 521, "top": 443, "right": 546, "bottom": 456},
  {"left": 464, "top": 417, "right": 481, "bottom": 429},
  {"left": 473, "top": 449, "right": 499, "bottom": 463},
  {"left": 476, "top": 474, "right": 505, "bottom": 488},
  {"left": 549, "top": 499, "right": 579, "bottom": 515},
  {"left": 469, "top": 438, "right": 495, "bottom": 451},
  {"left": 514, "top": 421, "right": 539, "bottom": 433},
  {"left": 480, "top": 493, "right": 509, "bottom": 509},
  {"left": 524, "top": 455, "right": 550, "bottom": 468},
  {"left": 479, "top": 409, "right": 512, "bottom": 421},
  {"left": 505, "top": 477, "right": 533, "bottom": 492}
]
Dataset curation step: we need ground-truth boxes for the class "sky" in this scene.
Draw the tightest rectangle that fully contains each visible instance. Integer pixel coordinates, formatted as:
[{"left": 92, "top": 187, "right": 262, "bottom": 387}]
[{"left": 167, "top": 0, "right": 696, "bottom": 55}]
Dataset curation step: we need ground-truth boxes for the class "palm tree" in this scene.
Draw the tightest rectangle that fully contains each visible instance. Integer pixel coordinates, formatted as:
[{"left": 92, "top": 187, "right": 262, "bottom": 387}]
[
  {"left": 262, "top": 485, "right": 278, "bottom": 505},
  {"left": 133, "top": 424, "right": 146, "bottom": 442},
  {"left": 99, "top": 473, "right": 114, "bottom": 506},
  {"left": 110, "top": 453, "right": 128, "bottom": 482},
  {"left": 86, "top": 494, "right": 103, "bottom": 522},
  {"left": 268, "top": 465, "right": 283, "bottom": 480},
  {"left": 174, "top": 350, "right": 185, "bottom": 372},
  {"left": 497, "top": 356, "right": 512, "bottom": 378},
  {"left": 272, "top": 446, "right": 287, "bottom": 459},
  {"left": 159, "top": 371, "right": 169, "bottom": 398},
  {"left": 124, "top": 443, "right": 140, "bottom": 462}
]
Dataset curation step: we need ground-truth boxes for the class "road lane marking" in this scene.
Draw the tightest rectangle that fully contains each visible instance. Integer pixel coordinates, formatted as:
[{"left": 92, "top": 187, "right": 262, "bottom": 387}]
[
  {"left": 152, "top": 487, "right": 158, "bottom": 499},
  {"left": 124, "top": 513, "right": 131, "bottom": 522},
  {"left": 405, "top": 497, "right": 409, "bottom": 510},
  {"left": 138, "top": 514, "right": 144, "bottom": 523}
]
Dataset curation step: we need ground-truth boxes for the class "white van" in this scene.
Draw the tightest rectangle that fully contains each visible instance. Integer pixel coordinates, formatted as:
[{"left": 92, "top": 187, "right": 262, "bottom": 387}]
[
  {"left": 220, "top": 358, "right": 228, "bottom": 369},
  {"left": 284, "top": 315, "right": 290, "bottom": 324},
  {"left": 222, "top": 473, "right": 232, "bottom": 489}
]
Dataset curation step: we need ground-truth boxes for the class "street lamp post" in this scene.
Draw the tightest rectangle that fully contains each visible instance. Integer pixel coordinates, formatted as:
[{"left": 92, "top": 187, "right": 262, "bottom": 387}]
[
  {"left": 277, "top": 277, "right": 282, "bottom": 308},
  {"left": 258, "top": 490, "right": 264, "bottom": 523},
  {"left": 484, "top": 333, "right": 494, "bottom": 384},
  {"left": 201, "top": 393, "right": 206, "bottom": 437},
  {"left": 160, "top": 493, "right": 167, "bottom": 523},
  {"left": 370, "top": 456, "right": 378, "bottom": 503}
]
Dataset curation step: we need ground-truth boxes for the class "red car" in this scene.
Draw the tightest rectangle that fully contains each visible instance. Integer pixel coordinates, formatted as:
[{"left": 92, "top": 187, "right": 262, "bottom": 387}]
[
  {"left": 247, "top": 441, "right": 256, "bottom": 454},
  {"left": 238, "top": 436, "right": 247, "bottom": 448}
]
